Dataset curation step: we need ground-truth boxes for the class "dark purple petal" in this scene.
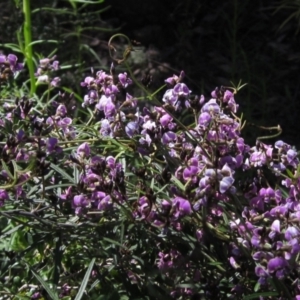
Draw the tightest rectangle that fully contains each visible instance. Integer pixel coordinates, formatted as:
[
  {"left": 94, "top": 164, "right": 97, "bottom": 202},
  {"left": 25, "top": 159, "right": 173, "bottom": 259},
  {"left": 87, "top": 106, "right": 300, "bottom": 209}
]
[
  {"left": 267, "top": 257, "right": 288, "bottom": 274},
  {"left": 255, "top": 265, "right": 268, "bottom": 277}
]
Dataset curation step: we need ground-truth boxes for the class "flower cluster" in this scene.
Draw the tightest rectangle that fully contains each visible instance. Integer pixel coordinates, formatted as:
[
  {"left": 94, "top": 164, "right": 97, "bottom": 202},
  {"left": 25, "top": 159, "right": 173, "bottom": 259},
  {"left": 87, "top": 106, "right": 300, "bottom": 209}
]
[
  {"left": 63, "top": 146, "right": 126, "bottom": 215},
  {"left": 229, "top": 144, "right": 300, "bottom": 295},
  {"left": 35, "top": 56, "right": 60, "bottom": 86},
  {"left": 1, "top": 52, "right": 300, "bottom": 299},
  {"left": 0, "top": 53, "right": 23, "bottom": 84}
]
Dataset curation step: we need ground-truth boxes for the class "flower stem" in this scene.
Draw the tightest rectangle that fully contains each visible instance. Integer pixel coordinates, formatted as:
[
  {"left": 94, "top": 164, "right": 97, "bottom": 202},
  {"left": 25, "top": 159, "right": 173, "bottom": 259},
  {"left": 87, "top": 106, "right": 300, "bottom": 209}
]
[{"left": 23, "top": 0, "right": 36, "bottom": 96}]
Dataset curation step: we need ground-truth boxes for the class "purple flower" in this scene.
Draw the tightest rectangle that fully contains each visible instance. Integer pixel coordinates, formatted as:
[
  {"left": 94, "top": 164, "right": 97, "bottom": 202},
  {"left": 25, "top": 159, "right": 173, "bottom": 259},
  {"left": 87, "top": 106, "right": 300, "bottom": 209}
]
[
  {"left": 160, "top": 113, "right": 173, "bottom": 127},
  {"left": 6, "top": 54, "right": 23, "bottom": 71},
  {"left": 83, "top": 90, "right": 98, "bottom": 107},
  {"left": 125, "top": 121, "right": 139, "bottom": 138},
  {"left": 219, "top": 176, "right": 234, "bottom": 193},
  {"left": 106, "top": 156, "right": 116, "bottom": 169},
  {"left": 81, "top": 76, "right": 94, "bottom": 87},
  {"left": 285, "top": 226, "right": 299, "bottom": 241},
  {"left": 56, "top": 104, "right": 67, "bottom": 116},
  {"left": 7, "top": 54, "right": 21, "bottom": 70},
  {"left": 0, "top": 189, "right": 9, "bottom": 206},
  {"left": 17, "top": 149, "right": 30, "bottom": 162},
  {"left": 157, "top": 249, "right": 182, "bottom": 272},
  {"left": 223, "top": 90, "right": 238, "bottom": 112},
  {"left": 37, "top": 74, "right": 49, "bottom": 84},
  {"left": 229, "top": 256, "right": 240, "bottom": 269},
  {"left": 198, "top": 112, "right": 212, "bottom": 128},
  {"left": 36, "top": 57, "right": 59, "bottom": 76},
  {"left": 249, "top": 143, "right": 273, "bottom": 167},
  {"left": 0, "top": 54, "right": 6, "bottom": 64},
  {"left": 96, "top": 95, "right": 112, "bottom": 111},
  {"left": 267, "top": 257, "right": 288, "bottom": 279},
  {"left": 46, "top": 137, "right": 61, "bottom": 153},
  {"left": 196, "top": 229, "right": 203, "bottom": 241},
  {"left": 77, "top": 142, "right": 90, "bottom": 158},
  {"left": 100, "top": 119, "right": 112, "bottom": 137},
  {"left": 172, "top": 197, "right": 192, "bottom": 219},
  {"left": 57, "top": 117, "right": 72, "bottom": 128},
  {"left": 31, "top": 292, "right": 42, "bottom": 299},
  {"left": 59, "top": 283, "right": 71, "bottom": 298},
  {"left": 40, "top": 58, "right": 51, "bottom": 67},
  {"left": 173, "top": 83, "right": 190, "bottom": 97},
  {"left": 255, "top": 265, "right": 269, "bottom": 285},
  {"left": 136, "top": 196, "right": 150, "bottom": 219},
  {"left": 118, "top": 72, "right": 132, "bottom": 88},
  {"left": 73, "top": 195, "right": 89, "bottom": 211},
  {"left": 52, "top": 60, "right": 59, "bottom": 70},
  {"left": 269, "top": 205, "right": 288, "bottom": 218},
  {"left": 183, "top": 166, "right": 198, "bottom": 182},
  {"left": 162, "top": 89, "right": 178, "bottom": 107},
  {"left": 201, "top": 99, "right": 220, "bottom": 114},
  {"left": 16, "top": 129, "right": 26, "bottom": 142},
  {"left": 162, "top": 131, "right": 176, "bottom": 145},
  {"left": 50, "top": 76, "right": 60, "bottom": 87},
  {"left": 139, "top": 133, "right": 152, "bottom": 147},
  {"left": 275, "top": 140, "right": 289, "bottom": 151},
  {"left": 104, "top": 84, "right": 119, "bottom": 97},
  {"left": 96, "top": 95, "right": 116, "bottom": 119},
  {"left": 98, "top": 195, "right": 113, "bottom": 211},
  {"left": 287, "top": 149, "right": 298, "bottom": 164},
  {"left": 269, "top": 219, "right": 280, "bottom": 239},
  {"left": 142, "top": 119, "right": 156, "bottom": 131},
  {"left": 164, "top": 71, "right": 184, "bottom": 86},
  {"left": 60, "top": 186, "right": 72, "bottom": 201}
]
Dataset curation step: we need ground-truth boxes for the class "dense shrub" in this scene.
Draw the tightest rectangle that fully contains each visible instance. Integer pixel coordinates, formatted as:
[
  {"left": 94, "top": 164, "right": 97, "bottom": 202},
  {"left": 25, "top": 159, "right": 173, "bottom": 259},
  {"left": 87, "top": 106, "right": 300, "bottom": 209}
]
[{"left": 0, "top": 41, "right": 300, "bottom": 300}]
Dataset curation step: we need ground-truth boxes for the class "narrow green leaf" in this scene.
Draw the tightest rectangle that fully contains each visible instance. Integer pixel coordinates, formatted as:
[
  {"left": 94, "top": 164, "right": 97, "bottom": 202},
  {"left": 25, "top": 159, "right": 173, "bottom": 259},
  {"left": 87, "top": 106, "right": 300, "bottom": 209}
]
[
  {"left": 171, "top": 175, "right": 185, "bottom": 191},
  {"left": 50, "top": 163, "right": 75, "bottom": 184},
  {"left": 31, "top": 269, "right": 59, "bottom": 300},
  {"left": 103, "top": 237, "right": 125, "bottom": 248},
  {"left": 243, "top": 291, "right": 279, "bottom": 299},
  {"left": 286, "top": 167, "right": 295, "bottom": 179},
  {"left": 29, "top": 40, "right": 59, "bottom": 46},
  {"left": 0, "top": 224, "right": 23, "bottom": 239},
  {"left": 67, "top": 0, "right": 105, "bottom": 3},
  {"left": 74, "top": 257, "right": 96, "bottom": 300}
]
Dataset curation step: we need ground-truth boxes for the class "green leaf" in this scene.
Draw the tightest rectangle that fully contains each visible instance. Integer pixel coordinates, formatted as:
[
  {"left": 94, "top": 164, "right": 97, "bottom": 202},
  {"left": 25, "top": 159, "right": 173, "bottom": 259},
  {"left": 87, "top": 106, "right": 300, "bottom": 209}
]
[
  {"left": 286, "top": 168, "right": 294, "bottom": 179},
  {"left": 171, "top": 175, "right": 185, "bottom": 191},
  {"left": 74, "top": 257, "right": 96, "bottom": 300},
  {"left": 0, "top": 224, "right": 23, "bottom": 239},
  {"left": 31, "top": 269, "right": 59, "bottom": 300},
  {"left": 103, "top": 237, "right": 125, "bottom": 248},
  {"left": 243, "top": 291, "right": 279, "bottom": 299},
  {"left": 254, "top": 281, "right": 260, "bottom": 292},
  {"left": 50, "top": 163, "right": 76, "bottom": 184},
  {"left": 66, "top": 0, "right": 105, "bottom": 3}
]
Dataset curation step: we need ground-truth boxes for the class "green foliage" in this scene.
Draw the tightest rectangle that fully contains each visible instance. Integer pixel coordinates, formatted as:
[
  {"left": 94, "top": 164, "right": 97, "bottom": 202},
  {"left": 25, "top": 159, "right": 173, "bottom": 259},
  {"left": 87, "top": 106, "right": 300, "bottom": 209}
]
[
  {"left": 1, "top": 0, "right": 300, "bottom": 299},
  {"left": 1, "top": 0, "right": 114, "bottom": 95}
]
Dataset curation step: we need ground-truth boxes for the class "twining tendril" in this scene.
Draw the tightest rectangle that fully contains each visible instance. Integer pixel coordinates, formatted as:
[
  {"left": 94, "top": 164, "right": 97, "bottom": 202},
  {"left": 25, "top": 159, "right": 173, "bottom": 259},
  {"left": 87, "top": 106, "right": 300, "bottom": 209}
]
[
  {"left": 108, "top": 33, "right": 134, "bottom": 65},
  {"left": 250, "top": 124, "right": 282, "bottom": 140}
]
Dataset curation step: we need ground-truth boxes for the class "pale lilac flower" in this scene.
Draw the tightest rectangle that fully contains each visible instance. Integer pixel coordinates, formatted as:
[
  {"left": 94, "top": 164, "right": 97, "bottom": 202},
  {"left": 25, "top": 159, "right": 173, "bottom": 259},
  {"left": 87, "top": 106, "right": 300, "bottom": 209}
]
[
  {"left": 77, "top": 142, "right": 90, "bottom": 158},
  {"left": 0, "top": 190, "right": 9, "bottom": 206}
]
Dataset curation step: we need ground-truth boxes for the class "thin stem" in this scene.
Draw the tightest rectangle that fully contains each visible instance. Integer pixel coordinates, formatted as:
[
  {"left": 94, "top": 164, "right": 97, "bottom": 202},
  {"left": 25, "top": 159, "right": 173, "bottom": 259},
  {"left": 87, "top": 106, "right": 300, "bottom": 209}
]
[{"left": 23, "top": 0, "right": 36, "bottom": 96}]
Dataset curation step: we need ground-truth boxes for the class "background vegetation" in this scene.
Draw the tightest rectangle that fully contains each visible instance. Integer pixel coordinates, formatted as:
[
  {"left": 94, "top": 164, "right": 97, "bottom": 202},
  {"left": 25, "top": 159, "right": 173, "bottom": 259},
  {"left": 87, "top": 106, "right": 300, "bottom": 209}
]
[
  {"left": 1, "top": 0, "right": 300, "bottom": 299},
  {"left": 1, "top": 0, "right": 300, "bottom": 147}
]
